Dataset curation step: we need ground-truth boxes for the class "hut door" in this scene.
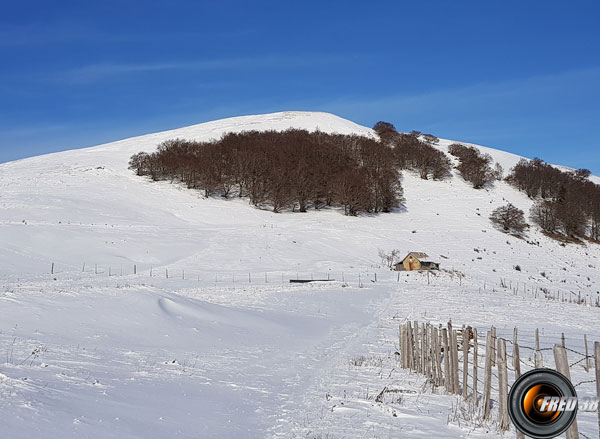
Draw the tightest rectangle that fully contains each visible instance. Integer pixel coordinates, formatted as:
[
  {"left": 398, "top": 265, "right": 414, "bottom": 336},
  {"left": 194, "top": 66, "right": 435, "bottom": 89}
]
[{"left": 408, "top": 260, "right": 414, "bottom": 271}]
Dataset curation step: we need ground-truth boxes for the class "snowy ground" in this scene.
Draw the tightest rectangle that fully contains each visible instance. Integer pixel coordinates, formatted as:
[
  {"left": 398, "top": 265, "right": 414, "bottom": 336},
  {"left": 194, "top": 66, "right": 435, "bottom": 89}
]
[{"left": 1, "top": 111, "right": 599, "bottom": 438}]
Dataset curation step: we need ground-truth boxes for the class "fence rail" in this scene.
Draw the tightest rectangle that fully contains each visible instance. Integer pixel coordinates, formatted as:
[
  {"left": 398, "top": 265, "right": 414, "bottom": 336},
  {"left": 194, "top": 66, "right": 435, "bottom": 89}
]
[{"left": 398, "top": 320, "right": 600, "bottom": 438}]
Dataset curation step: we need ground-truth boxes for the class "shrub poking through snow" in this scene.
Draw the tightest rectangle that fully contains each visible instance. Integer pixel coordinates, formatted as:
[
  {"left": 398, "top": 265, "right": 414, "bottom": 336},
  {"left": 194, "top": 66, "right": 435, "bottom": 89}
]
[
  {"left": 448, "top": 143, "right": 497, "bottom": 188},
  {"left": 489, "top": 203, "right": 528, "bottom": 234}
]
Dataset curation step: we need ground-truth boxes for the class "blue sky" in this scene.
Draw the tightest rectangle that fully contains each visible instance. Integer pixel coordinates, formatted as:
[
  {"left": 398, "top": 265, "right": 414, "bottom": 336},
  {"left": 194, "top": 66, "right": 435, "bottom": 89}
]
[{"left": 1, "top": 1, "right": 599, "bottom": 173}]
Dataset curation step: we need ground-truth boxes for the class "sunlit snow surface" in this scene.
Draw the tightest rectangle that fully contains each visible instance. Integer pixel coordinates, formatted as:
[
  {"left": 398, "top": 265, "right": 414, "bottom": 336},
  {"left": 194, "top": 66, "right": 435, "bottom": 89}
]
[{"left": 1, "top": 111, "right": 599, "bottom": 438}]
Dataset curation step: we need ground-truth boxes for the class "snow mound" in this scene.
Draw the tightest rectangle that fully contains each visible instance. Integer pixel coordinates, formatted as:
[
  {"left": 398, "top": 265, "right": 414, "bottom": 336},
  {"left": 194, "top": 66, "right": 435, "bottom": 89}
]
[{"left": 157, "top": 296, "right": 284, "bottom": 331}]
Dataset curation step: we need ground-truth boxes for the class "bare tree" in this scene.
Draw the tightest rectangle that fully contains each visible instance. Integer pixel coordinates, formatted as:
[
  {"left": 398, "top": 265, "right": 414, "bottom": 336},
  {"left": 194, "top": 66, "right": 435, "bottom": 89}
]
[
  {"left": 489, "top": 203, "right": 527, "bottom": 234},
  {"left": 378, "top": 248, "right": 400, "bottom": 268},
  {"left": 392, "top": 134, "right": 451, "bottom": 180},
  {"left": 494, "top": 162, "right": 504, "bottom": 180},
  {"left": 372, "top": 121, "right": 397, "bottom": 144},
  {"left": 555, "top": 200, "right": 587, "bottom": 237},
  {"left": 530, "top": 200, "right": 559, "bottom": 233},
  {"left": 128, "top": 152, "right": 150, "bottom": 176},
  {"left": 421, "top": 133, "right": 439, "bottom": 145},
  {"left": 448, "top": 144, "right": 495, "bottom": 188}
]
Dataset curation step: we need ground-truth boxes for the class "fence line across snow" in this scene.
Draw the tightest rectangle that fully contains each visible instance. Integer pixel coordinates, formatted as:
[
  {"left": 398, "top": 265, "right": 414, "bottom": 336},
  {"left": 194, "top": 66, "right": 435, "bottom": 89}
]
[{"left": 398, "top": 320, "right": 600, "bottom": 438}]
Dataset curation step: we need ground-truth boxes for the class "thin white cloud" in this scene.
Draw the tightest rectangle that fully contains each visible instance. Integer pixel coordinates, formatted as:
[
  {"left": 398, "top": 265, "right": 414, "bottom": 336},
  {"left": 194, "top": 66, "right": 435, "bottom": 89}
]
[
  {"left": 318, "top": 66, "right": 600, "bottom": 121},
  {"left": 57, "top": 54, "right": 356, "bottom": 84},
  {"left": 1, "top": 123, "right": 73, "bottom": 138},
  {"left": 0, "top": 23, "right": 103, "bottom": 46},
  {"left": 0, "top": 23, "right": 256, "bottom": 47}
]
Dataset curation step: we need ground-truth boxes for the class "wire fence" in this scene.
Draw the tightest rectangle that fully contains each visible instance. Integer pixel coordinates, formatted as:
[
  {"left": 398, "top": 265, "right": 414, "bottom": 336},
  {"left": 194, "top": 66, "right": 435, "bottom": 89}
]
[{"left": 398, "top": 320, "right": 600, "bottom": 437}]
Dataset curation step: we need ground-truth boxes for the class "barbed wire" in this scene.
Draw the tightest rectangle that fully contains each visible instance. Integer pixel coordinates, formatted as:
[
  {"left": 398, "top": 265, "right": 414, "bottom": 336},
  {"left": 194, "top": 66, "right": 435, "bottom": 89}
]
[
  {"left": 574, "top": 379, "right": 596, "bottom": 388},
  {"left": 569, "top": 356, "right": 592, "bottom": 368}
]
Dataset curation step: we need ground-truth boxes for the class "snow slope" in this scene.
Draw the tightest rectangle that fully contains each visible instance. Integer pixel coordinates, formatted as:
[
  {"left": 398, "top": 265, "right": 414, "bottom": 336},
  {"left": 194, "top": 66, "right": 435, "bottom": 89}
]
[{"left": 1, "top": 111, "right": 599, "bottom": 438}]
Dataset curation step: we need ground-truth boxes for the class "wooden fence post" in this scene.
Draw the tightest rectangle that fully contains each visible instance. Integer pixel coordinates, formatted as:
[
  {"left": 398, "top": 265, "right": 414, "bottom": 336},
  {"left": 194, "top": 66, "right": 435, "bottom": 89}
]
[
  {"left": 584, "top": 334, "right": 590, "bottom": 373},
  {"left": 400, "top": 325, "right": 407, "bottom": 369},
  {"left": 472, "top": 328, "right": 478, "bottom": 403},
  {"left": 452, "top": 329, "right": 460, "bottom": 394},
  {"left": 483, "top": 331, "right": 492, "bottom": 419},
  {"left": 51, "top": 262, "right": 54, "bottom": 274},
  {"left": 407, "top": 321, "right": 414, "bottom": 370},
  {"left": 497, "top": 338, "right": 510, "bottom": 432},
  {"left": 134, "top": 264, "right": 136, "bottom": 275},
  {"left": 462, "top": 326, "right": 469, "bottom": 399},
  {"left": 431, "top": 325, "right": 437, "bottom": 382},
  {"left": 553, "top": 345, "right": 579, "bottom": 439},
  {"left": 422, "top": 323, "right": 427, "bottom": 377},
  {"left": 447, "top": 322, "right": 455, "bottom": 393},
  {"left": 535, "top": 328, "right": 543, "bottom": 368},
  {"left": 491, "top": 326, "right": 496, "bottom": 367},
  {"left": 442, "top": 328, "right": 450, "bottom": 391},
  {"left": 428, "top": 325, "right": 435, "bottom": 382},
  {"left": 398, "top": 324, "right": 406, "bottom": 369},
  {"left": 424, "top": 323, "right": 430, "bottom": 379},
  {"left": 403, "top": 324, "right": 409, "bottom": 369},
  {"left": 414, "top": 321, "right": 421, "bottom": 373},
  {"left": 513, "top": 327, "right": 521, "bottom": 378},
  {"left": 429, "top": 324, "right": 435, "bottom": 381},
  {"left": 433, "top": 325, "right": 441, "bottom": 386},
  {"left": 399, "top": 325, "right": 406, "bottom": 368}
]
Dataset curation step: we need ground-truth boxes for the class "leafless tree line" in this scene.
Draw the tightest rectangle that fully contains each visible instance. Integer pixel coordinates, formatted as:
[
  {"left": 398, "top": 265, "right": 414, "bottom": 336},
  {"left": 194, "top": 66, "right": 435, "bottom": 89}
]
[
  {"left": 448, "top": 143, "right": 501, "bottom": 189},
  {"left": 373, "top": 122, "right": 452, "bottom": 180},
  {"left": 508, "top": 158, "right": 600, "bottom": 240},
  {"left": 129, "top": 129, "right": 404, "bottom": 215},
  {"left": 128, "top": 123, "right": 599, "bottom": 239}
]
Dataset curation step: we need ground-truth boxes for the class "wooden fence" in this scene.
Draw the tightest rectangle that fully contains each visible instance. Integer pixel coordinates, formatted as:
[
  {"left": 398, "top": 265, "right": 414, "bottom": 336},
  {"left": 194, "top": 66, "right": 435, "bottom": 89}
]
[{"left": 398, "top": 321, "right": 600, "bottom": 438}]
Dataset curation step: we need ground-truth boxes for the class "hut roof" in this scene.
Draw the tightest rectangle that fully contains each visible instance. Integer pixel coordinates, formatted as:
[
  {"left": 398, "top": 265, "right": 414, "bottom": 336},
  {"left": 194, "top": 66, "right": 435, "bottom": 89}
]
[{"left": 400, "top": 252, "right": 428, "bottom": 262}]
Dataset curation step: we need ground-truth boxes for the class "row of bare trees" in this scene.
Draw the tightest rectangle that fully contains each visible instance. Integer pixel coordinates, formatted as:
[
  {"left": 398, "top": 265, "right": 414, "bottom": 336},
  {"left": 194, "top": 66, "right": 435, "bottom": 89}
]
[
  {"left": 508, "top": 158, "right": 600, "bottom": 240},
  {"left": 373, "top": 122, "right": 453, "bottom": 180},
  {"left": 129, "top": 129, "right": 404, "bottom": 215},
  {"left": 448, "top": 143, "right": 501, "bottom": 188}
]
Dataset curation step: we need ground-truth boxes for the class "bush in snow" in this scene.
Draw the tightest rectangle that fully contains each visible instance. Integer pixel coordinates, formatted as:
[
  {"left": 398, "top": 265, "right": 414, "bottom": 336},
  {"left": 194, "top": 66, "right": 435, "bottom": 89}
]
[
  {"left": 489, "top": 203, "right": 528, "bottom": 234},
  {"left": 448, "top": 143, "right": 496, "bottom": 189},
  {"left": 373, "top": 123, "right": 451, "bottom": 180}
]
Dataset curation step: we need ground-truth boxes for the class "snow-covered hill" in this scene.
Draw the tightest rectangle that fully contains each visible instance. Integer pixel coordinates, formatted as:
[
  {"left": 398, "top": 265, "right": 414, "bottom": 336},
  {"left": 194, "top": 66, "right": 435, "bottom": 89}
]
[{"left": 1, "top": 111, "right": 599, "bottom": 438}]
